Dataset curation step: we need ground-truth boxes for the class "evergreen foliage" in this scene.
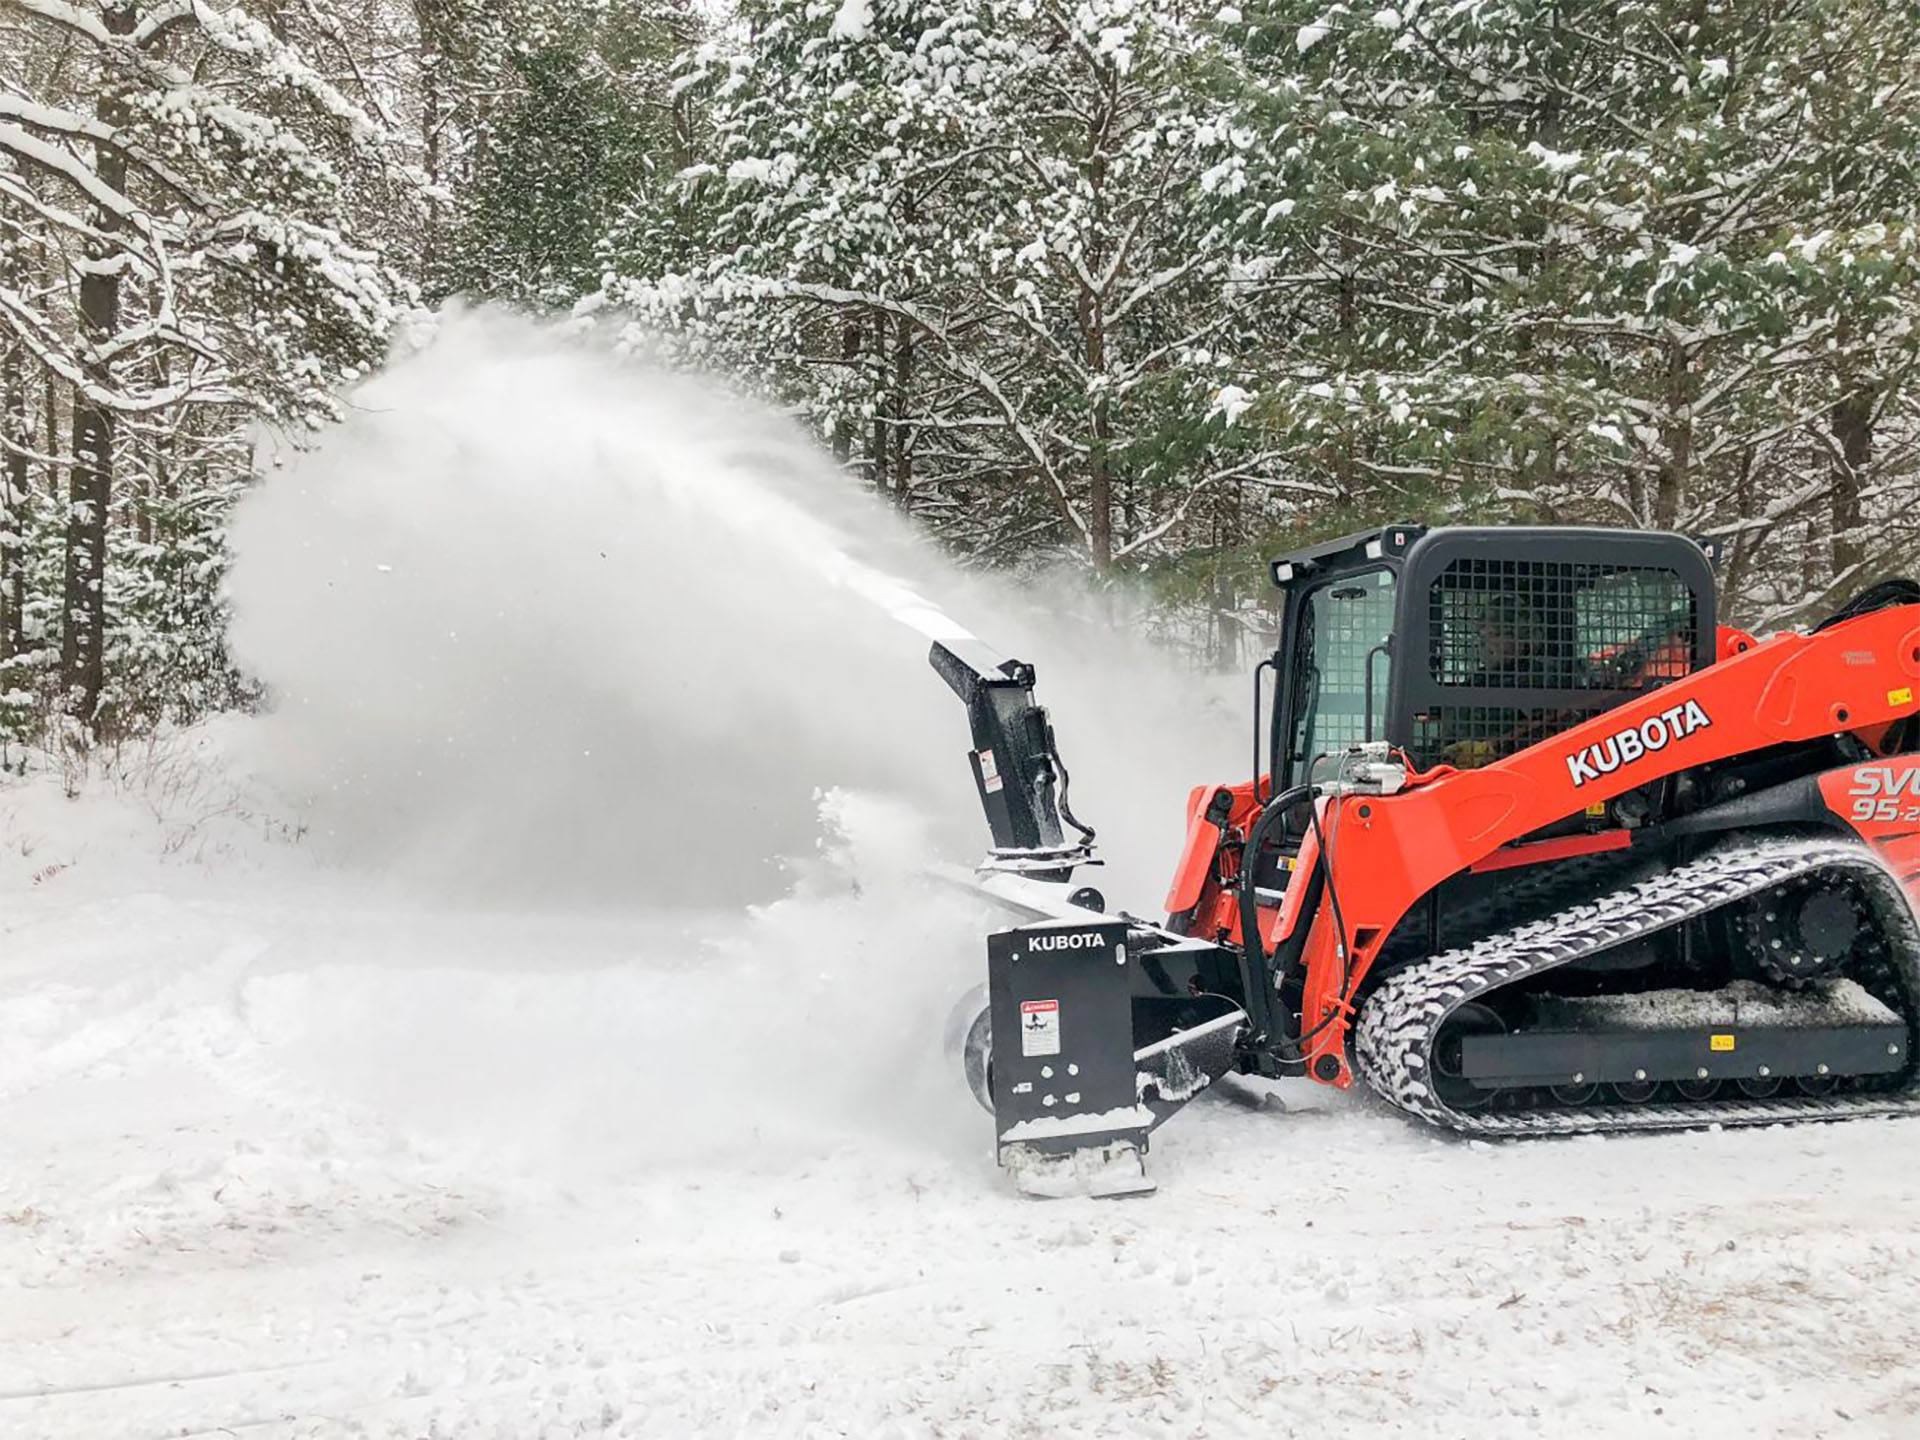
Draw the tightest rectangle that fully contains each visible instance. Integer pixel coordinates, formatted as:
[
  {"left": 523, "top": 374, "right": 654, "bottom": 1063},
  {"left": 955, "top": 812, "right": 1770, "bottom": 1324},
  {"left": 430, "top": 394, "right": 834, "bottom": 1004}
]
[{"left": 2, "top": 0, "right": 1918, "bottom": 747}]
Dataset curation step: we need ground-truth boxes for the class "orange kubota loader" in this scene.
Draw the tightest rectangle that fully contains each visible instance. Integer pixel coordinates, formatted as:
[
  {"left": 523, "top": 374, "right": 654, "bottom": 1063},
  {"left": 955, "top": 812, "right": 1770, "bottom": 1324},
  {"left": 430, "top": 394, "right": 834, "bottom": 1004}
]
[{"left": 932, "top": 525, "right": 1920, "bottom": 1194}]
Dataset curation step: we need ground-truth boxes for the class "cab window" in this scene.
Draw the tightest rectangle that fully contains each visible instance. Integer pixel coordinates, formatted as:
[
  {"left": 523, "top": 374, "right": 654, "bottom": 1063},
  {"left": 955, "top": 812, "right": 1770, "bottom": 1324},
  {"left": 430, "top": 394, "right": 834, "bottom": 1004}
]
[{"left": 1289, "top": 568, "right": 1395, "bottom": 783}]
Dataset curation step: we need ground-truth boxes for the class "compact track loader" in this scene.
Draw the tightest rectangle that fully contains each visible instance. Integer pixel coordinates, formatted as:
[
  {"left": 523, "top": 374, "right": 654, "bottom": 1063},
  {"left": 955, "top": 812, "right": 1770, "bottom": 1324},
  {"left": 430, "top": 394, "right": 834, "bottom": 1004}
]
[{"left": 934, "top": 525, "right": 1920, "bottom": 1194}]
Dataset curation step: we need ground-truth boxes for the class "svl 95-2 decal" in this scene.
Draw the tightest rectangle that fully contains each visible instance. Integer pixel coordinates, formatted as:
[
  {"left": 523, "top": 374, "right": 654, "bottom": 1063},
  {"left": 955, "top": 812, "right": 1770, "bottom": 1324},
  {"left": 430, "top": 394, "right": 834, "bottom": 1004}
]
[{"left": 1845, "top": 765, "right": 1920, "bottom": 824}]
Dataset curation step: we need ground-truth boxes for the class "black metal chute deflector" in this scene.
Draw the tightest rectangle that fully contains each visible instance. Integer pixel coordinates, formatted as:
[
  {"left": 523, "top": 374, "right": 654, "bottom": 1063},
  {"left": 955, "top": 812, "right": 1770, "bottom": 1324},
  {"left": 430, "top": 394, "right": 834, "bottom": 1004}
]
[{"left": 929, "top": 638, "right": 1095, "bottom": 879}]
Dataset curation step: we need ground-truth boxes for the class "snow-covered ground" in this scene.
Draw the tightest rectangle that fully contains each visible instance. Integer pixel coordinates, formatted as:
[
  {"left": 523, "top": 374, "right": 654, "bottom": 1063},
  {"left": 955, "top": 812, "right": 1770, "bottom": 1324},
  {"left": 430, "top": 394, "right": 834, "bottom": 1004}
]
[
  {"left": 5, "top": 759, "right": 1920, "bottom": 1440},
  {"left": 6, "top": 317, "right": 1918, "bottom": 1437}
]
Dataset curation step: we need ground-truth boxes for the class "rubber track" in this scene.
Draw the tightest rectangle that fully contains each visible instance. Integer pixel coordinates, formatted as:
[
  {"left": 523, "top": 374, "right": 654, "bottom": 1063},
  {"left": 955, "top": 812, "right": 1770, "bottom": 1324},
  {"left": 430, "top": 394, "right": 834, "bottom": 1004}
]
[{"left": 1353, "top": 839, "right": 1920, "bottom": 1136}]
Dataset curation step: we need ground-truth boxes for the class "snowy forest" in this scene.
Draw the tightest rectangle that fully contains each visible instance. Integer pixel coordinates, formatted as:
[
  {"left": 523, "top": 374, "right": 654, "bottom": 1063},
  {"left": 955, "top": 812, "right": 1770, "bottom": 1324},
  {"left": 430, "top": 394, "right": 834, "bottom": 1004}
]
[{"left": 2, "top": 0, "right": 1917, "bottom": 744}]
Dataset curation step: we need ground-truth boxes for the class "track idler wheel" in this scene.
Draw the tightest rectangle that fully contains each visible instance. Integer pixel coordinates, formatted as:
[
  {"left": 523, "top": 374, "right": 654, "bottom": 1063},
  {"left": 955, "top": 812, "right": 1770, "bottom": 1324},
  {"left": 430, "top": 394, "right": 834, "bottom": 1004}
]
[
  {"left": 1431, "top": 1002, "right": 1505, "bottom": 1111},
  {"left": 1737, "top": 879, "right": 1863, "bottom": 988}
]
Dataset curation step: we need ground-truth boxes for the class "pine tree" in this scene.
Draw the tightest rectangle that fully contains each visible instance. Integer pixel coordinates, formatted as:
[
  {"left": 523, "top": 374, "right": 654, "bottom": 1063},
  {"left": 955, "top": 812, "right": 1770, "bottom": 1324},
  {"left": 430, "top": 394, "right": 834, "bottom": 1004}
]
[
  {"left": 1222, "top": 0, "right": 1920, "bottom": 621},
  {"left": 611, "top": 0, "right": 1302, "bottom": 574},
  {"left": 0, "top": 0, "right": 420, "bottom": 737},
  {"left": 443, "top": 0, "right": 699, "bottom": 307}
]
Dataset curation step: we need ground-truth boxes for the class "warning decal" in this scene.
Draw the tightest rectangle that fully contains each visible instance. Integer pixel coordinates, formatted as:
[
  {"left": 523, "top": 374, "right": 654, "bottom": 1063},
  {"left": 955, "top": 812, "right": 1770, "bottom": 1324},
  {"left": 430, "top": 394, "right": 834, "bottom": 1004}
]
[
  {"left": 979, "top": 749, "right": 1003, "bottom": 794},
  {"left": 1020, "top": 998, "right": 1061, "bottom": 1057}
]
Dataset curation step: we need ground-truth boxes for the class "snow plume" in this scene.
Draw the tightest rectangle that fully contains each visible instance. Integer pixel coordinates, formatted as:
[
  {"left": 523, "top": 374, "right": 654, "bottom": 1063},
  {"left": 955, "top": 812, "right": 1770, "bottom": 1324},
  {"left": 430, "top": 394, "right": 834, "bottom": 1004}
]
[
  {"left": 227, "top": 307, "right": 986, "bottom": 908},
  {"left": 227, "top": 787, "right": 998, "bottom": 1174},
  {"left": 220, "top": 306, "right": 1240, "bottom": 1170},
  {"left": 228, "top": 307, "right": 1239, "bottom": 909}
]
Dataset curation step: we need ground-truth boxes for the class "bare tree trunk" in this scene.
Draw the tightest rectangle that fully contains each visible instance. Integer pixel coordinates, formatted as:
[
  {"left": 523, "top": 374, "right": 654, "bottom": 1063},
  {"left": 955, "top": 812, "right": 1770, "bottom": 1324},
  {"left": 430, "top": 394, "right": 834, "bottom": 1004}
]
[
  {"left": 1084, "top": 290, "right": 1112, "bottom": 573},
  {"left": 1804, "top": 506, "right": 1824, "bottom": 601},
  {"left": 832, "top": 316, "right": 859, "bottom": 464},
  {"left": 1829, "top": 384, "right": 1872, "bottom": 582},
  {"left": 1721, "top": 448, "right": 1756, "bottom": 622},
  {"left": 670, "top": 78, "right": 697, "bottom": 265},
  {"left": 1080, "top": 74, "right": 1115, "bottom": 574},
  {"left": 415, "top": 0, "right": 448, "bottom": 281},
  {"left": 1330, "top": 231, "right": 1359, "bottom": 507},
  {"left": 44, "top": 370, "right": 59, "bottom": 500},
  {"left": 868, "top": 310, "right": 889, "bottom": 493},
  {"left": 135, "top": 439, "right": 155, "bottom": 546},
  {"left": 63, "top": 1, "right": 138, "bottom": 727},
  {"left": 892, "top": 318, "right": 912, "bottom": 504},
  {"left": 1, "top": 333, "right": 27, "bottom": 662},
  {"left": 1655, "top": 335, "right": 1692, "bottom": 529},
  {"left": 66, "top": 393, "right": 113, "bottom": 726},
  {"left": 138, "top": 296, "right": 170, "bottom": 549},
  {"left": 1211, "top": 560, "right": 1238, "bottom": 670},
  {"left": 1080, "top": 222, "right": 1113, "bottom": 567}
]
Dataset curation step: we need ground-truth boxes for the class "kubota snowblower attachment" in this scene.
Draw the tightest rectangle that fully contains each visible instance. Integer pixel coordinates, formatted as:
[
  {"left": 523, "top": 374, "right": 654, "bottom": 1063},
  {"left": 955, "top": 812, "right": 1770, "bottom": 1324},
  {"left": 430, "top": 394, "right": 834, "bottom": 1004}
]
[{"left": 931, "top": 640, "right": 1247, "bottom": 1195}]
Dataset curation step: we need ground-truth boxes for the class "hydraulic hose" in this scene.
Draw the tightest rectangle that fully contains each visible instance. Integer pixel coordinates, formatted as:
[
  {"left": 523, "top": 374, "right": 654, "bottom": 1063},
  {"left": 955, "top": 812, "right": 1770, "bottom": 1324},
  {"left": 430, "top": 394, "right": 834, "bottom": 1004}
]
[
  {"left": 1236, "top": 778, "right": 1359, "bottom": 1059},
  {"left": 1235, "top": 782, "right": 1319, "bottom": 988}
]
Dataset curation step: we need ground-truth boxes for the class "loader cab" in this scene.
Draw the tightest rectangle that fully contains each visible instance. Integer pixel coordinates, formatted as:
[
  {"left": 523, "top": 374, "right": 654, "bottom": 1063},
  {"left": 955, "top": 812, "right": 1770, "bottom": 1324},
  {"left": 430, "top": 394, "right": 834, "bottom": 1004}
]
[{"left": 1268, "top": 525, "right": 1718, "bottom": 795}]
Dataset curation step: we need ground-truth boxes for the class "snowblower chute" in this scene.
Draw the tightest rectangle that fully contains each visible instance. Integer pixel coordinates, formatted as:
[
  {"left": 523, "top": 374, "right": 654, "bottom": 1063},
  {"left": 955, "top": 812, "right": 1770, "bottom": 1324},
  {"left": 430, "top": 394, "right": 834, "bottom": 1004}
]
[
  {"left": 938, "top": 525, "right": 1920, "bottom": 1195},
  {"left": 928, "top": 638, "right": 1096, "bottom": 880}
]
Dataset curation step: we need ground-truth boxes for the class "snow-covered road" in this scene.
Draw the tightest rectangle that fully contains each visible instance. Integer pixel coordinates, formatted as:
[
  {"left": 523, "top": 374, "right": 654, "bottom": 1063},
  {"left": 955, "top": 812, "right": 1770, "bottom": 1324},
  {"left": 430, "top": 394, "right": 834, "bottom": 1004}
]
[{"left": 5, "top": 778, "right": 1920, "bottom": 1440}]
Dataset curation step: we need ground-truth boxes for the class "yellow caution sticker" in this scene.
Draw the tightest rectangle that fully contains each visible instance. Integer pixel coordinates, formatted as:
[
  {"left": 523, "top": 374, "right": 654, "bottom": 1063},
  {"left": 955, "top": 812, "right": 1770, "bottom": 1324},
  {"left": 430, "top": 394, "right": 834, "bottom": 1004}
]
[
  {"left": 1891, "top": 687, "right": 1915, "bottom": 707},
  {"left": 1710, "top": 1034, "right": 1736, "bottom": 1052}
]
